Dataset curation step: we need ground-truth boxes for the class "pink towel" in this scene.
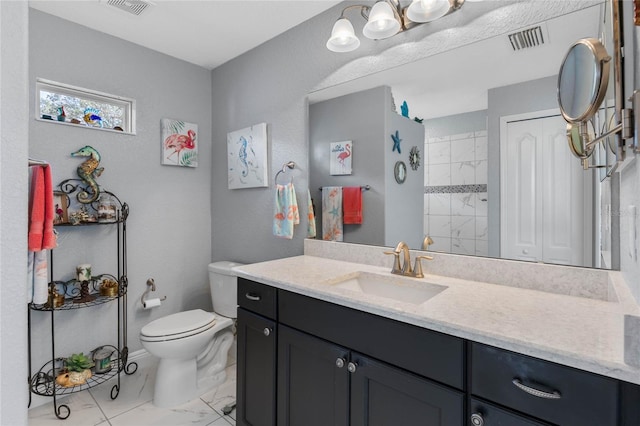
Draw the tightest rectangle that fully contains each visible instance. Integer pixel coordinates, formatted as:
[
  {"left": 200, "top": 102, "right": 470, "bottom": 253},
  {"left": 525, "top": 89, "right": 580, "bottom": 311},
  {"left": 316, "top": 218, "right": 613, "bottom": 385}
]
[
  {"left": 28, "top": 166, "right": 45, "bottom": 251},
  {"left": 28, "top": 165, "right": 56, "bottom": 251},
  {"left": 42, "top": 166, "right": 56, "bottom": 249},
  {"left": 343, "top": 187, "right": 362, "bottom": 225}
]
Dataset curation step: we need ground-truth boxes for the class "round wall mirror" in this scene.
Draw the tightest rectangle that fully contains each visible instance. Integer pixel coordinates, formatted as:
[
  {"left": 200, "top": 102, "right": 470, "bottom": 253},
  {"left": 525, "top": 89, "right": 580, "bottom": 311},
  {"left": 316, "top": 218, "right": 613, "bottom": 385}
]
[
  {"left": 394, "top": 161, "right": 406, "bottom": 184},
  {"left": 557, "top": 38, "right": 611, "bottom": 123}
]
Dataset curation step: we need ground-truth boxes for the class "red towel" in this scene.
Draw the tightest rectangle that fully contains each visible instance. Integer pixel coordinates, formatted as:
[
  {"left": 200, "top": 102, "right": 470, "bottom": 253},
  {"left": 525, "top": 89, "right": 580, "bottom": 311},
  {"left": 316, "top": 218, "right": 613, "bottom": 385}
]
[
  {"left": 28, "top": 165, "right": 57, "bottom": 251},
  {"left": 42, "top": 165, "right": 57, "bottom": 249},
  {"left": 343, "top": 186, "right": 362, "bottom": 225},
  {"left": 28, "top": 166, "right": 45, "bottom": 251}
]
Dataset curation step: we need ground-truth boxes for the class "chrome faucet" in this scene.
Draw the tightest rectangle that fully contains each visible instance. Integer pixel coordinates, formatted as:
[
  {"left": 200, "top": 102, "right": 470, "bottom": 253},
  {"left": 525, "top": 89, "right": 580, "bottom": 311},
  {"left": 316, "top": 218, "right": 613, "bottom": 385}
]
[{"left": 384, "top": 241, "right": 433, "bottom": 277}]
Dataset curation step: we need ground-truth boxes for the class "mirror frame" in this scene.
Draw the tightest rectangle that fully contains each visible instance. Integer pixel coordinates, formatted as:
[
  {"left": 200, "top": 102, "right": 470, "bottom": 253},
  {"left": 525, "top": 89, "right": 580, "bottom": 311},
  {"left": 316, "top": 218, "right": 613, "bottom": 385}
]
[{"left": 558, "top": 38, "right": 611, "bottom": 124}]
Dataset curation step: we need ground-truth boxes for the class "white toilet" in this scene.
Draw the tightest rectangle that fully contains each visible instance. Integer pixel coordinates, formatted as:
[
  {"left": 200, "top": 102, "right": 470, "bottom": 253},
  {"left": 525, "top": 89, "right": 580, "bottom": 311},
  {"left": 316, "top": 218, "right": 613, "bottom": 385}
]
[{"left": 140, "top": 261, "right": 243, "bottom": 408}]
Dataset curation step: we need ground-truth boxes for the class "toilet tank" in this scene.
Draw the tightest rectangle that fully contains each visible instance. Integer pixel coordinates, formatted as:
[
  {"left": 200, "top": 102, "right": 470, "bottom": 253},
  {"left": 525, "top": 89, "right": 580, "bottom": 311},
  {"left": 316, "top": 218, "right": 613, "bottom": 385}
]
[{"left": 208, "top": 261, "right": 244, "bottom": 318}]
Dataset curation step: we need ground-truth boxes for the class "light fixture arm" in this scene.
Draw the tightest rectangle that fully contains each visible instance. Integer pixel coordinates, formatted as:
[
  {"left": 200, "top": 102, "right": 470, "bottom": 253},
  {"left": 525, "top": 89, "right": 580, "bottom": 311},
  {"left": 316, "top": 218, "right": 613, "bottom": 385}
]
[{"left": 338, "top": 4, "right": 371, "bottom": 22}]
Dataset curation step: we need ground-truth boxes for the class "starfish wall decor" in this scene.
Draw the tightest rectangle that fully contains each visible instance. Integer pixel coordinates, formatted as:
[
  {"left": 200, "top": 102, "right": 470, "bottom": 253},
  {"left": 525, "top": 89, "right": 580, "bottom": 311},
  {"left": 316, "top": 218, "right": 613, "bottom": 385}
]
[{"left": 391, "top": 130, "right": 402, "bottom": 154}]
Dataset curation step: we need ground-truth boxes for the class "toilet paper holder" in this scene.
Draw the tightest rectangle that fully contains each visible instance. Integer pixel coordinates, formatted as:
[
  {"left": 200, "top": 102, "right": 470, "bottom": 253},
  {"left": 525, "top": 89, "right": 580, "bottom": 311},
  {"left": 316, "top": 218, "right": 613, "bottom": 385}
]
[{"left": 141, "top": 278, "right": 167, "bottom": 307}]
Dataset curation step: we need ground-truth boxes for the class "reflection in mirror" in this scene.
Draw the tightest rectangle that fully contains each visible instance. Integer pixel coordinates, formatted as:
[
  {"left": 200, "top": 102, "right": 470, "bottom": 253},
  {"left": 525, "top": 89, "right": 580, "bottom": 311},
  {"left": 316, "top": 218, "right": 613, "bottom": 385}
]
[
  {"left": 558, "top": 39, "right": 610, "bottom": 123},
  {"left": 309, "top": 1, "right": 618, "bottom": 270}
]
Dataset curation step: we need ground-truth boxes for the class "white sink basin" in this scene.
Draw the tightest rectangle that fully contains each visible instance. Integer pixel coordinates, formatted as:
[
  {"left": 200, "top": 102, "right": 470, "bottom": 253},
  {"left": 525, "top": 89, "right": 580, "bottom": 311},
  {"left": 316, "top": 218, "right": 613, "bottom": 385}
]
[{"left": 329, "top": 271, "right": 447, "bottom": 305}]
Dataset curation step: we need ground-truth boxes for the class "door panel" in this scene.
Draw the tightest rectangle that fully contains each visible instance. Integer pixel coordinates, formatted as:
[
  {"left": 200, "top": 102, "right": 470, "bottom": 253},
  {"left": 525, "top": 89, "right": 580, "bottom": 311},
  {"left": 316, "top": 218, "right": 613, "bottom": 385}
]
[
  {"left": 237, "top": 308, "right": 277, "bottom": 426},
  {"left": 350, "top": 353, "right": 464, "bottom": 426},
  {"left": 501, "top": 112, "right": 592, "bottom": 267},
  {"left": 277, "top": 325, "right": 349, "bottom": 426}
]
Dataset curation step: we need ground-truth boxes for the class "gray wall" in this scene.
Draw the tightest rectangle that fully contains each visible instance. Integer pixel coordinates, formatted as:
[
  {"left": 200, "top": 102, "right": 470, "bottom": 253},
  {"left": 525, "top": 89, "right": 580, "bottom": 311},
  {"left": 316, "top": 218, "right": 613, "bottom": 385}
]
[
  {"left": 385, "top": 109, "right": 425, "bottom": 249},
  {"left": 28, "top": 9, "right": 213, "bottom": 373},
  {"left": 309, "top": 86, "right": 388, "bottom": 245},
  {"left": 620, "top": 0, "right": 640, "bottom": 303},
  {"left": 209, "top": 1, "right": 593, "bottom": 264},
  {"left": 487, "top": 75, "right": 560, "bottom": 257},
  {"left": 0, "top": 2, "right": 29, "bottom": 423}
]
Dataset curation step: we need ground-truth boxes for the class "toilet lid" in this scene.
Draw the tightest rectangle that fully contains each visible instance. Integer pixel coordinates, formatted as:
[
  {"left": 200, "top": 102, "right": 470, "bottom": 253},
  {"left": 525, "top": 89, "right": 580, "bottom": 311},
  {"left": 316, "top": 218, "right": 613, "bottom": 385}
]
[{"left": 141, "top": 309, "right": 216, "bottom": 338}]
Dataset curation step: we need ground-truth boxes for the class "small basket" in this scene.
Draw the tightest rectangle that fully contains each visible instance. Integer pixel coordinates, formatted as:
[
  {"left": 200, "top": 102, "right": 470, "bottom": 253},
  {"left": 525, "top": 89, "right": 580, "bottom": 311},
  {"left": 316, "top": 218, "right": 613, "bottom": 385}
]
[{"left": 99, "top": 279, "right": 119, "bottom": 297}]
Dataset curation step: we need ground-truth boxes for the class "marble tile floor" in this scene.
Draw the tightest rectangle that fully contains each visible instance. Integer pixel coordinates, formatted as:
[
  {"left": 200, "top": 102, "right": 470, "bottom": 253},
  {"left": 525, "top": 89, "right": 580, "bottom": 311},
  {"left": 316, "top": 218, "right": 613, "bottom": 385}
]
[{"left": 28, "top": 354, "right": 237, "bottom": 426}]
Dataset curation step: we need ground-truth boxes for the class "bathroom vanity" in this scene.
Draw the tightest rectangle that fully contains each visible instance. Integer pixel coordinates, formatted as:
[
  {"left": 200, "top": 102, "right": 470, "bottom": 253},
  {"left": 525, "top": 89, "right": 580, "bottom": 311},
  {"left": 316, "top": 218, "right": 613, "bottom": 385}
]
[{"left": 235, "top": 243, "right": 640, "bottom": 426}]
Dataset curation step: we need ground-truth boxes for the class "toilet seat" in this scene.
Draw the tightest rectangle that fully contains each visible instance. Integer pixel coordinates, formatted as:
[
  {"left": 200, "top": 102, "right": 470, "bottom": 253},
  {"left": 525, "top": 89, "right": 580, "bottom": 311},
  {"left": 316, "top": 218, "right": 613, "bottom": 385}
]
[{"left": 140, "top": 309, "right": 217, "bottom": 342}]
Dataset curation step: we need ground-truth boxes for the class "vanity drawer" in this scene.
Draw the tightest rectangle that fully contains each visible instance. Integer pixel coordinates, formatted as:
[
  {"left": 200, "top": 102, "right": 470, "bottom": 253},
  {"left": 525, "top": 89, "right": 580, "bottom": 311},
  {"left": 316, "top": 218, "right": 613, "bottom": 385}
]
[
  {"left": 470, "top": 342, "right": 619, "bottom": 426},
  {"left": 469, "top": 398, "right": 552, "bottom": 426},
  {"left": 238, "top": 278, "right": 277, "bottom": 320},
  {"left": 279, "top": 289, "right": 464, "bottom": 389}
]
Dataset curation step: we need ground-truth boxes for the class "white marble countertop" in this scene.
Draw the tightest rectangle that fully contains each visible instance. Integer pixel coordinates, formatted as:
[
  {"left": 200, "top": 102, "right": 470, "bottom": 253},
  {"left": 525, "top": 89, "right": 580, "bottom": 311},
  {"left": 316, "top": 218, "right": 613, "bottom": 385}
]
[{"left": 235, "top": 254, "right": 640, "bottom": 385}]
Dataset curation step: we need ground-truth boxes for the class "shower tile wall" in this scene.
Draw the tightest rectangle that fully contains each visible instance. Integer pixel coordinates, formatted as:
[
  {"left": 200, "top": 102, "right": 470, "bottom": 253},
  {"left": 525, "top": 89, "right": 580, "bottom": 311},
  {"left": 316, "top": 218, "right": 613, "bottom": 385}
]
[{"left": 424, "top": 130, "right": 488, "bottom": 256}]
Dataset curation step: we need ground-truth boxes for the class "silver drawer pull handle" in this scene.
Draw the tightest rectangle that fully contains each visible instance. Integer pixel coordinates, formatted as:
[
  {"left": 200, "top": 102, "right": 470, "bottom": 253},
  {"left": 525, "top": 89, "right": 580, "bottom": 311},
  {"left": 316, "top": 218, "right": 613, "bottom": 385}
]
[
  {"left": 347, "top": 362, "right": 358, "bottom": 373},
  {"left": 335, "top": 358, "right": 345, "bottom": 368},
  {"left": 512, "top": 379, "right": 561, "bottom": 399},
  {"left": 263, "top": 327, "right": 272, "bottom": 337},
  {"left": 245, "top": 293, "right": 261, "bottom": 301}
]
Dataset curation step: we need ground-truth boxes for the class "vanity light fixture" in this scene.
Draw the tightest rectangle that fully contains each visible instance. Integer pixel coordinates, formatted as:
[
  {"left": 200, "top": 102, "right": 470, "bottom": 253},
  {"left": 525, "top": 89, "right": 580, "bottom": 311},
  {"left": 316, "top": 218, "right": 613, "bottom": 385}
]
[{"left": 326, "top": 0, "right": 464, "bottom": 53}]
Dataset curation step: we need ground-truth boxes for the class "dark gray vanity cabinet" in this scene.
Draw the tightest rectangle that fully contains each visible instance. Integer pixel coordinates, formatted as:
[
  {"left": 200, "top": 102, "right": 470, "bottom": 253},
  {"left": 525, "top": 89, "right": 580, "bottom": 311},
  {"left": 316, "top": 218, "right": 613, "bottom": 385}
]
[
  {"left": 278, "top": 289, "right": 465, "bottom": 426},
  {"left": 278, "top": 324, "right": 464, "bottom": 426},
  {"left": 237, "top": 278, "right": 640, "bottom": 426},
  {"left": 237, "top": 279, "right": 278, "bottom": 426}
]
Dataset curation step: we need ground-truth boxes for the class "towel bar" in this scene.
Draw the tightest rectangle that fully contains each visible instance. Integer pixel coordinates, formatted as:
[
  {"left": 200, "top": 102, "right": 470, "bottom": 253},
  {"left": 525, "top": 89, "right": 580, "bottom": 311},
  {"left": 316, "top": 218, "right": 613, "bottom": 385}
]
[{"left": 318, "top": 185, "right": 370, "bottom": 191}]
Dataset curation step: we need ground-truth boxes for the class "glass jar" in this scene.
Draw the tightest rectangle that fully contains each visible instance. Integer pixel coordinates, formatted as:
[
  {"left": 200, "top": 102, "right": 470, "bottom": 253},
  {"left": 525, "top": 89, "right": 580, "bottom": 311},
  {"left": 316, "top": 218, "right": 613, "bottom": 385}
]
[{"left": 97, "top": 194, "right": 117, "bottom": 223}]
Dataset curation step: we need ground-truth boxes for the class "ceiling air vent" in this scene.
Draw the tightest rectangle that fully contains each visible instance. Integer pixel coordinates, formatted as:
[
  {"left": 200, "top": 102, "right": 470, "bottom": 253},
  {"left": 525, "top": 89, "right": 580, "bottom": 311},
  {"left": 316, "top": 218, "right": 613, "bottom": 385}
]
[
  {"left": 508, "top": 26, "right": 545, "bottom": 51},
  {"left": 106, "top": 0, "right": 152, "bottom": 16}
]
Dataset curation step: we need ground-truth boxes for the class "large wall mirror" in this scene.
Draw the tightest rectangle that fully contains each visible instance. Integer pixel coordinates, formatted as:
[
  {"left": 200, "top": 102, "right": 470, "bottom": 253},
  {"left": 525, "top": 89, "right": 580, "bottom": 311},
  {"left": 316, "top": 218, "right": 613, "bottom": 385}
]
[{"left": 309, "top": 0, "right": 620, "bottom": 270}]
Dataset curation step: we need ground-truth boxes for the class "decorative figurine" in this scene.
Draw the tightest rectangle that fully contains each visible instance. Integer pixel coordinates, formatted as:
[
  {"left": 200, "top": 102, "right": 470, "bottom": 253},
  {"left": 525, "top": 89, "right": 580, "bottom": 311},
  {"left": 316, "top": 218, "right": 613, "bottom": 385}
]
[
  {"left": 57, "top": 106, "right": 66, "bottom": 122},
  {"left": 401, "top": 101, "right": 409, "bottom": 118},
  {"left": 71, "top": 146, "right": 103, "bottom": 204},
  {"left": 83, "top": 107, "right": 104, "bottom": 128}
]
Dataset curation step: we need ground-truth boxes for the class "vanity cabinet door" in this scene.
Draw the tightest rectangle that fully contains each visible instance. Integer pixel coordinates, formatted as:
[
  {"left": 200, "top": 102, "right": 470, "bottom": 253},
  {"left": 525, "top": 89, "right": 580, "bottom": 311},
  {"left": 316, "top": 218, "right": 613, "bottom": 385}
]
[
  {"left": 237, "top": 308, "right": 277, "bottom": 426},
  {"left": 277, "top": 325, "right": 349, "bottom": 426},
  {"left": 350, "top": 352, "right": 464, "bottom": 426}
]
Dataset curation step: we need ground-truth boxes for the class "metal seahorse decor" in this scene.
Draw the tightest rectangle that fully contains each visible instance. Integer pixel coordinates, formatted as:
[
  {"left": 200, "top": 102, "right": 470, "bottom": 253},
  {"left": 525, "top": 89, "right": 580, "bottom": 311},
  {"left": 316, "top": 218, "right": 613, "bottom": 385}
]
[{"left": 71, "top": 145, "right": 104, "bottom": 204}]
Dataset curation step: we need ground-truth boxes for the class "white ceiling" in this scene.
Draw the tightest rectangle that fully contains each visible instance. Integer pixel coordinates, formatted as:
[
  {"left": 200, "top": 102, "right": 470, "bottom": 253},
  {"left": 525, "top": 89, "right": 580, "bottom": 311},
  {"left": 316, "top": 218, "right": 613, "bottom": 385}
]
[{"left": 28, "top": 0, "right": 342, "bottom": 70}]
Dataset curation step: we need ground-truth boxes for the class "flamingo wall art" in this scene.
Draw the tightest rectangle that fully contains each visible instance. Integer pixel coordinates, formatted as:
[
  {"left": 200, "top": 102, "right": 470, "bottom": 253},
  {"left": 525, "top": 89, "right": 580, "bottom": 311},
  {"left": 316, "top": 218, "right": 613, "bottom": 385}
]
[
  {"left": 330, "top": 141, "right": 353, "bottom": 176},
  {"left": 161, "top": 118, "right": 198, "bottom": 167},
  {"left": 227, "top": 122, "right": 269, "bottom": 189}
]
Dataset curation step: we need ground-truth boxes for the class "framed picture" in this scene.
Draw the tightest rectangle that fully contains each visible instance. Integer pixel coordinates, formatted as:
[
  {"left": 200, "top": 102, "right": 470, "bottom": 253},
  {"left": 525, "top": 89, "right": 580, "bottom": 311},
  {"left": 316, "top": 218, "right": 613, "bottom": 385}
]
[
  {"left": 330, "top": 141, "right": 353, "bottom": 175},
  {"left": 227, "top": 123, "right": 269, "bottom": 189},
  {"left": 161, "top": 118, "right": 198, "bottom": 167},
  {"left": 53, "top": 191, "right": 69, "bottom": 225}
]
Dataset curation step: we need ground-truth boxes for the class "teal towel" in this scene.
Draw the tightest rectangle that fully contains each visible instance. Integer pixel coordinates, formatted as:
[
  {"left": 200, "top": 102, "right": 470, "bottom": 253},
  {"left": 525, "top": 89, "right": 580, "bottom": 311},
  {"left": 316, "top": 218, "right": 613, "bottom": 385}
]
[{"left": 273, "top": 183, "right": 299, "bottom": 239}]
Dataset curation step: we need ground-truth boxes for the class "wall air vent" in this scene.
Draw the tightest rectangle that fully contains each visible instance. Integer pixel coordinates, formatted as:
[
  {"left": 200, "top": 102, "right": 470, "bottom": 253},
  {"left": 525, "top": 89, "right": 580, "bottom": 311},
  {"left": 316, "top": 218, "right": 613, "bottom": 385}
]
[
  {"left": 508, "top": 26, "right": 545, "bottom": 51},
  {"left": 106, "top": 0, "right": 152, "bottom": 16}
]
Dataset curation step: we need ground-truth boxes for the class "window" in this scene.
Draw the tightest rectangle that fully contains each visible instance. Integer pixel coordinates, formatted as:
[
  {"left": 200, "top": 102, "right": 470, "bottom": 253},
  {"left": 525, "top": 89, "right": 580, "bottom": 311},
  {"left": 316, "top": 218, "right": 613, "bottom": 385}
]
[{"left": 36, "top": 78, "right": 136, "bottom": 134}]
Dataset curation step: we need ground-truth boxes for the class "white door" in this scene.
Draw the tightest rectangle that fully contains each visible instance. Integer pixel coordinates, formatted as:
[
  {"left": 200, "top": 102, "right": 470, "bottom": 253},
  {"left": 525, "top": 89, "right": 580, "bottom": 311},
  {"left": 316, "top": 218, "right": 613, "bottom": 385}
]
[{"left": 500, "top": 111, "right": 592, "bottom": 267}]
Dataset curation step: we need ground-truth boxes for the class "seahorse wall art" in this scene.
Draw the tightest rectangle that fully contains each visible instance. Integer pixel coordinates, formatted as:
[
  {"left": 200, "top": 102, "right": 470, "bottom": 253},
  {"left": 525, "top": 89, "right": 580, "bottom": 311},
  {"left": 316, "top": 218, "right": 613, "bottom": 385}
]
[
  {"left": 161, "top": 118, "right": 198, "bottom": 167},
  {"left": 227, "top": 123, "right": 269, "bottom": 189},
  {"left": 71, "top": 145, "right": 104, "bottom": 204}
]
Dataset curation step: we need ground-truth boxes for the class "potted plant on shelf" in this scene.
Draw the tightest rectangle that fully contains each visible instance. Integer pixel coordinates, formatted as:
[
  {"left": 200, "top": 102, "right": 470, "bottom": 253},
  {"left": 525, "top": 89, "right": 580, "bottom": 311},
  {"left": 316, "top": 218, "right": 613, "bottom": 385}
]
[{"left": 55, "top": 352, "right": 93, "bottom": 387}]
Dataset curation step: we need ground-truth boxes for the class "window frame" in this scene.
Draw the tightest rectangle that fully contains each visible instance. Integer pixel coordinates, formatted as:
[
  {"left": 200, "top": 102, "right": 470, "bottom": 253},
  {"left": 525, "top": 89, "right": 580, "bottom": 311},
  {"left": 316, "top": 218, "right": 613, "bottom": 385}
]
[{"left": 35, "top": 78, "right": 136, "bottom": 135}]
